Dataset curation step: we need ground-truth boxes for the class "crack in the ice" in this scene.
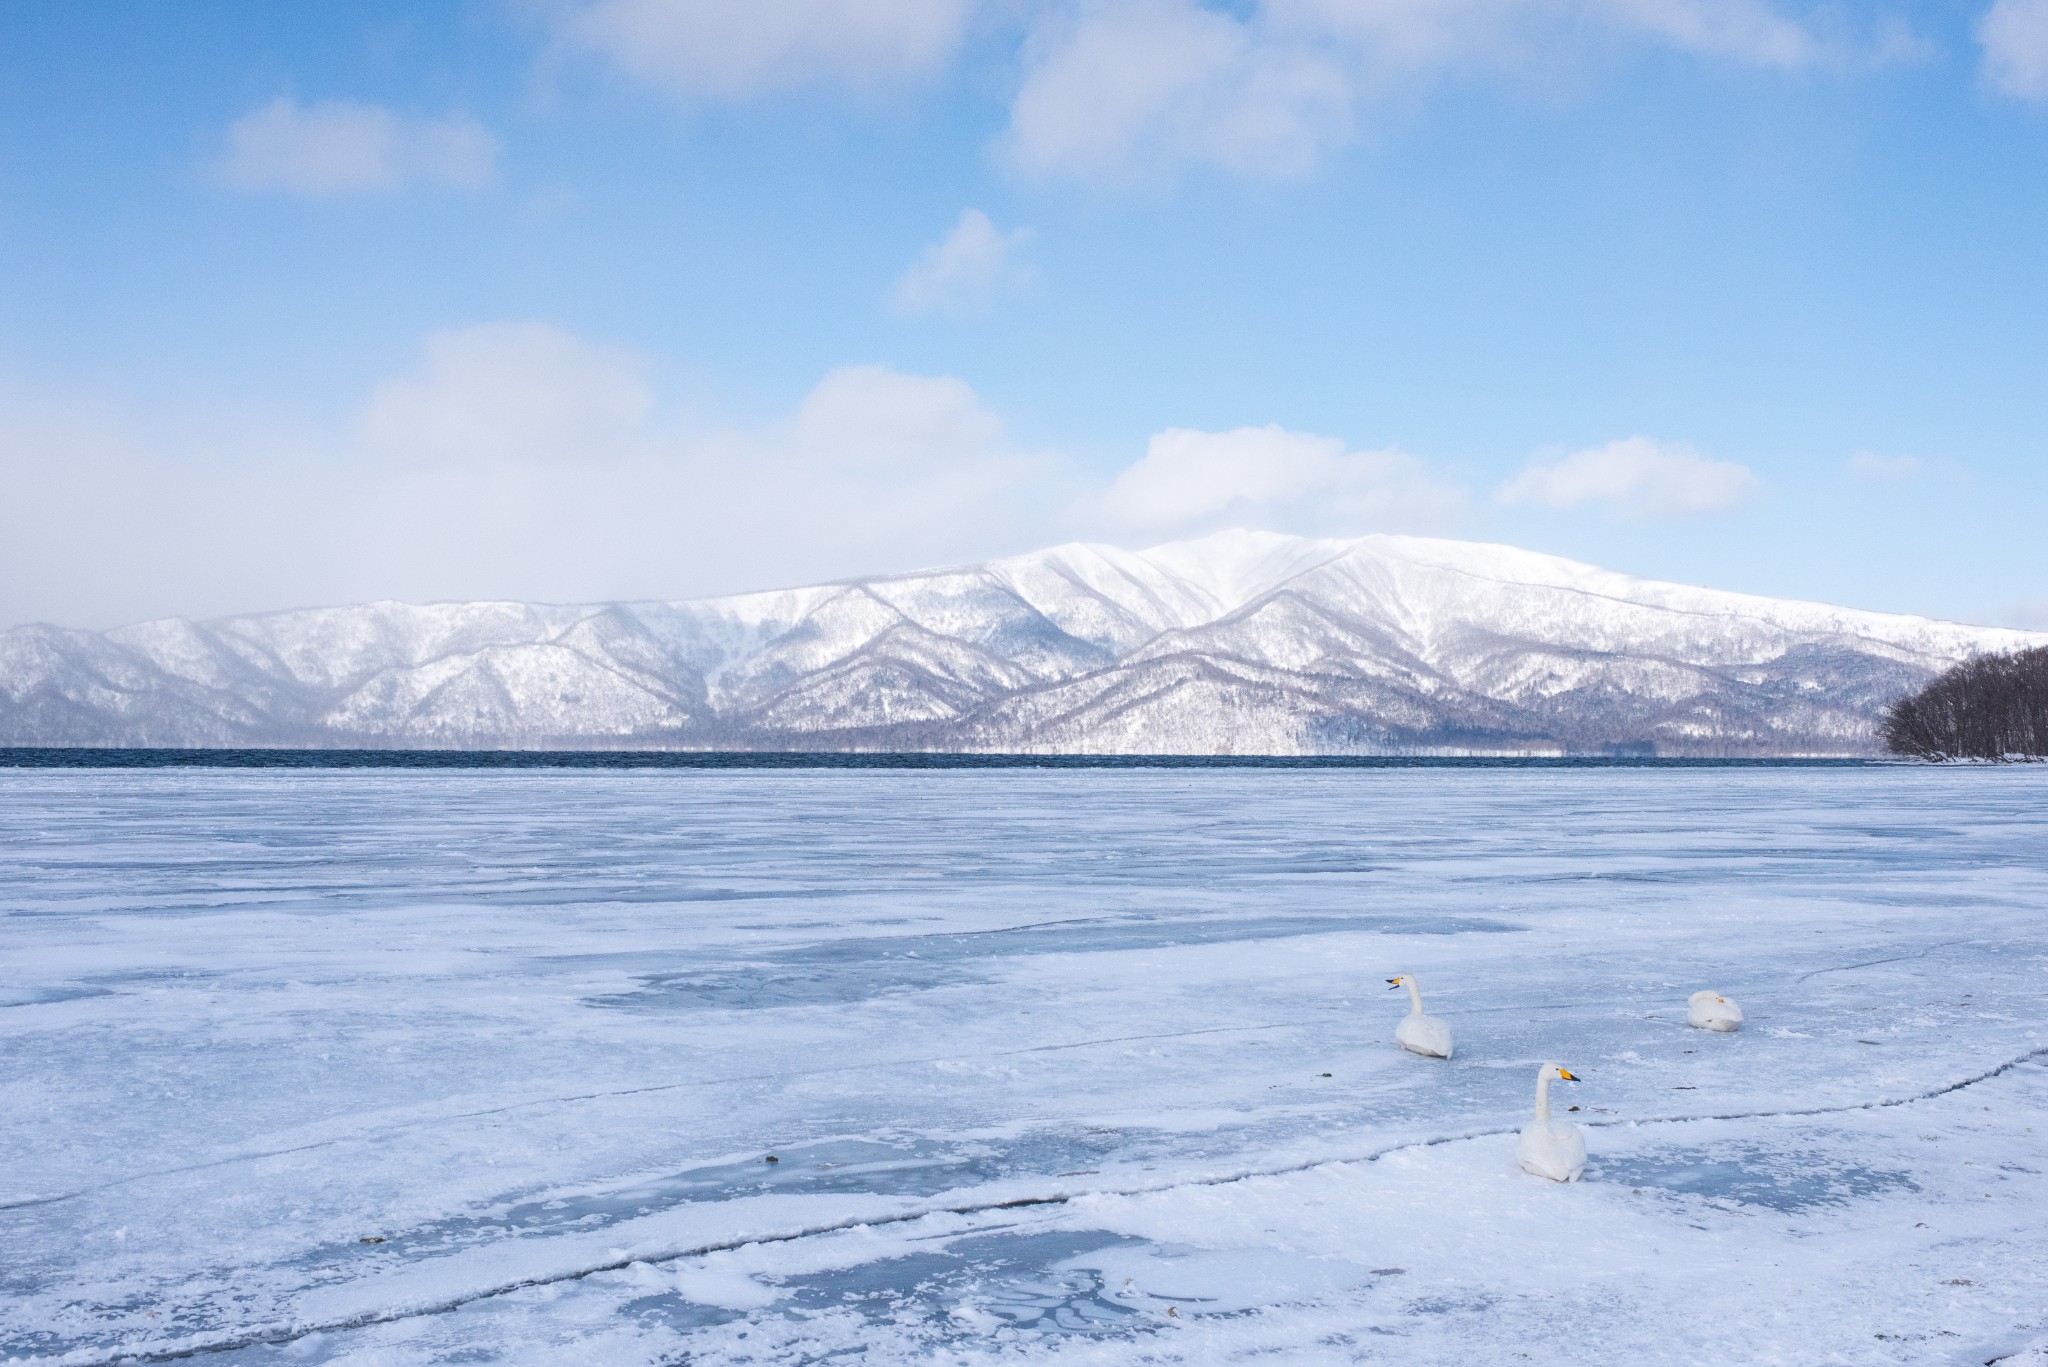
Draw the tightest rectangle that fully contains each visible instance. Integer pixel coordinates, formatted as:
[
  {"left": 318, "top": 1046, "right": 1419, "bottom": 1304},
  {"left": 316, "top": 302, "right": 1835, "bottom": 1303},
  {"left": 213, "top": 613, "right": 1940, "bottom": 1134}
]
[
  {"left": 1982, "top": 1326, "right": 2048, "bottom": 1367},
  {"left": 1796, "top": 939, "right": 1970, "bottom": 982},
  {"left": 16, "top": 935, "right": 1975, "bottom": 1216},
  {"left": 38, "top": 1047, "right": 2048, "bottom": 1366},
  {"left": 0, "top": 1018, "right": 1342, "bottom": 1213}
]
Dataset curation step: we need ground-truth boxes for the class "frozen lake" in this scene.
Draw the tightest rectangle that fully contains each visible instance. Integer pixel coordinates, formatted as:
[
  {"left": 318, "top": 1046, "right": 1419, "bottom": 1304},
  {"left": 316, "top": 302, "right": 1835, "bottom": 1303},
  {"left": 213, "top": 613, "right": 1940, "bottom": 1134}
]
[{"left": 3, "top": 764, "right": 2046, "bottom": 1365}]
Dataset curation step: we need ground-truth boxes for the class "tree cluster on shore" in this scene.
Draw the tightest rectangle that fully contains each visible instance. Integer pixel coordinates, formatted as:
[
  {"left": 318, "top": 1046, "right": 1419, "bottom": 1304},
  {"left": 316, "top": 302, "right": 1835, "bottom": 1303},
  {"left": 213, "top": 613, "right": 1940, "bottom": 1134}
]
[{"left": 1882, "top": 645, "right": 2048, "bottom": 760}]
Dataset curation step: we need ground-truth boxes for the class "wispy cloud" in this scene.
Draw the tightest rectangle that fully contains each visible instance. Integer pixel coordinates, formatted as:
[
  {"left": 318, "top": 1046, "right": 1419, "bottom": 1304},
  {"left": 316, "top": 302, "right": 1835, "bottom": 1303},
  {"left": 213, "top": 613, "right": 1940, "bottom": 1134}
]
[
  {"left": 1095, "top": 423, "right": 1463, "bottom": 535},
  {"left": 1980, "top": 0, "right": 2048, "bottom": 98},
  {"left": 539, "top": 0, "right": 1889, "bottom": 182},
  {"left": 0, "top": 330, "right": 1072, "bottom": 626},
  {"left": 1004, "top": 0, "right": 1818, "bottom": 180},
  {"left": 889, "top": 210, "right": 1033, "bottom": 314},
  {"left": 1005, "top": 2, "right": 1351, "bottom": 180},
  {"left": 2, "top": 331, "right": 1475, "bottom": 627},
  {"left": 546, "top": 0, "right": 973, "bottom": 101},
  {"left": 1497, "top": 436, "right": 1759, "bottom": 518},
  {"left": 362, "top": 323, "right": 654, "bottom": 465},
  {"left": 216, "top": 98, "right": 498, "bottom": 198}
]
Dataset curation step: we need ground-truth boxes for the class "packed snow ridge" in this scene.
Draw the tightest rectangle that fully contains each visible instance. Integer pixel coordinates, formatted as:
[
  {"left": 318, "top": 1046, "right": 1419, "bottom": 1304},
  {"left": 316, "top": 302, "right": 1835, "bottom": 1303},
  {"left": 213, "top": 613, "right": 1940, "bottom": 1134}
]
[{"left": 2, "top": 530, "right": 2040, "bottom": 754}]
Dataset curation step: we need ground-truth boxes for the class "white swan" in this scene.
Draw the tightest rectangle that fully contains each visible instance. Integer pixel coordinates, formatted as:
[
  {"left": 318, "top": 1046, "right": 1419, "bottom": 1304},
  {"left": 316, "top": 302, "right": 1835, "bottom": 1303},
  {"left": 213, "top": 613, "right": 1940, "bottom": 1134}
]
[
  {"left": 1515, "top": 1062, "right": 1586, "bottom": 1182},
  {"left": 1687, "top": 990, "right": 1743, "bottom": 1032},
  {"left": 1386, "top": 975, "right": 1453, "bottom": 1058}
]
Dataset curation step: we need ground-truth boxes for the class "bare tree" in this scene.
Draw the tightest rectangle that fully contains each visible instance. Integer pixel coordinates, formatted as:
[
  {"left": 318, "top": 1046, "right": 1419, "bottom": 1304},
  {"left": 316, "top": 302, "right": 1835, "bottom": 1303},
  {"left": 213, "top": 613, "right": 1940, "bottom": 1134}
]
[{"left": 1882, "top": 646, "right": 2048, "bottom": 760}]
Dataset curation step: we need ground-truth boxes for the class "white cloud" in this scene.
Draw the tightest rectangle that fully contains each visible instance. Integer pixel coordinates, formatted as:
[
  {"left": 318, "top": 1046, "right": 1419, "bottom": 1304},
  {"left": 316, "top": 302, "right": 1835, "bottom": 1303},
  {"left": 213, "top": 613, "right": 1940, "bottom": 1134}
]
[
  {"left": 889, "top": 210, "right": 1033, "bottom": 314},
  {"left": 2, "top": 340, "right": 1473, "bottom": 628},
  {"left": 1006, "top": 1, "right": 1351, "bottom": 178},
  {"left": 361, "top": 323, "right": 654, "bottom": 465},
  {"left": 787, "top": 364, "right": 1004, "bottom": 468},
  {"left": 1096, "top": 423, "right": 1463, "bottom": 534},
  {"left": 1980, "top": 0, "right": 2048, "bottom": 99},
  {"left": 733, "top": 366, "right": 1070, "bottom": 565},
  {"left": 548, "top": 0, "right": 974, "bottom": 101},
  {"left": 1276, "top": 0, "right": 1813, "bottom": 77},
  {"left": 353, "top": 336, "right": 1065, "bottom": 597},
  {"left": 1845, "top": 450, "right": 1922, "bottom": 481},
  {"left": 216, "top": 98, "right": 498, "bottom": 198},
  {"left": 1496, "top": 436, "right": 1759, "bottom": 518},
  {"left": 0, "top": 336, "right": 1071, "bottom": 627},
  {"left": 1006, "top": 0, "right": 1815, "bottom": 179},
  {"left": 1567, "top": 0, "right": 1814, "bottom": 64}
]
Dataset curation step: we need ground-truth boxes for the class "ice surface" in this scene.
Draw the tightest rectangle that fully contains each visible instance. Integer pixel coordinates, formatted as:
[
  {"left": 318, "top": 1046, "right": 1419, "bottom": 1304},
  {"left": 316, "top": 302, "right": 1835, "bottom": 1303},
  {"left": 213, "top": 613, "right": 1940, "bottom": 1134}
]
[{"left": 3, "top": 764, "right": 2047, "bottom": 1365}]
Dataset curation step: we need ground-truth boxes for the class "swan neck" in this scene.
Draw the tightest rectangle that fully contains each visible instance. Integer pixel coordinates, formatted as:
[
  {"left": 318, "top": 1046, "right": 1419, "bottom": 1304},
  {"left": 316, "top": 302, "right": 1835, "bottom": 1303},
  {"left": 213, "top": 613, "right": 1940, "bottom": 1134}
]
[
  {"left": 1404, "top": 978, "right": 1424, "bottom": 1016},
  {"left": 1534, "top": 1069, "right": 1551, "bottom": 1122}
]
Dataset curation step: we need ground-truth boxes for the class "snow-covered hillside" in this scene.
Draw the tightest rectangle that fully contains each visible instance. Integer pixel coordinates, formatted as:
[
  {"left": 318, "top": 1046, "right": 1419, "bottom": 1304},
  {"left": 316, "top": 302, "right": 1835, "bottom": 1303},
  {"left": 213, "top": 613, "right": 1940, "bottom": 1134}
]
[{"left": 2, "top": 530, "right": 2039, "bottom": 754}]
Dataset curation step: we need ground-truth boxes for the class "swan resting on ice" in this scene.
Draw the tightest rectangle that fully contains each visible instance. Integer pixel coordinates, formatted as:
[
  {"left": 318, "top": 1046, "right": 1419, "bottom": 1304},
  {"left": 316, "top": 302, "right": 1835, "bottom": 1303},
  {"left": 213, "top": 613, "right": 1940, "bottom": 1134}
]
[
  {"left": 1386, "top": 975, "right": 1453, "bottom": 1058},
  {"left": 1516, "top": 1062, "right": 1586, "bottom": 1181},
  {"left": 1687, "top": 990, "right": 1743, "bottom": 1032}
]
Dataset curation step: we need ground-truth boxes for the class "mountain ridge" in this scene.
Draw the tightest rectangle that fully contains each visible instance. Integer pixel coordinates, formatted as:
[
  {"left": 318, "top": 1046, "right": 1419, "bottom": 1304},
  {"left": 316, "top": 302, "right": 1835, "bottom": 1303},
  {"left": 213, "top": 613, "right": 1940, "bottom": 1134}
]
[{"left": 4, "top": 530, "right": 2039, "bottom": 755}]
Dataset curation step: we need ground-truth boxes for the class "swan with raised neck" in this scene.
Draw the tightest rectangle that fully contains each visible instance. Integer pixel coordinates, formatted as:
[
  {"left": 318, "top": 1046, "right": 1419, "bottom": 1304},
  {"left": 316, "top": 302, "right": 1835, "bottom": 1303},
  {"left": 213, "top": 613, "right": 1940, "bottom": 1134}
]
[
  {"left": 1386, "top": 975, "right": 1452, "bottom": 1059},
  {"left": 1515, "top": 1062, "right": 1587, "bottom": 1182}
]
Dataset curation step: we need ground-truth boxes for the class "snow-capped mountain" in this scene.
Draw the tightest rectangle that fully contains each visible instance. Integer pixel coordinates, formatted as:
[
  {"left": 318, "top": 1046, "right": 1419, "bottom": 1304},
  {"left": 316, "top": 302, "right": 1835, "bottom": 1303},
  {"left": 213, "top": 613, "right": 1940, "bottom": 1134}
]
[{"left": 3, "top": 531, "right": 2039, "bottom": 754}]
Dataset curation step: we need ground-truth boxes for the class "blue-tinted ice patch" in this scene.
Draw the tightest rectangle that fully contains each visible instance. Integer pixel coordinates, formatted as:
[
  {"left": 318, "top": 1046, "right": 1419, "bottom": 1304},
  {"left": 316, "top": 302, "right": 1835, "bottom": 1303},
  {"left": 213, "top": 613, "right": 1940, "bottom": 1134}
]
[
  {"left": 0, "top": 984, "right": 115, "bottom": 1008},
  {"left": 789, "top": 1230, "right": 1147, "bottom": 1332},
  {"left": 263, "top": 1132, "right": 1160, "bottom": 1286},
  {"left": 616, "top": 1230, "right": 1153, "bottom": 1344},
  {"left": 636, "top": 1230, "right": 1389, "bottom": 1344},
  {"left": 1058, "top": 1242, "right": 1389, "bottom": 1316},
  {"left": 586, "top": 911, "right": 1522, "bottom": 1013},
  {"left": 1594, "top": 1144, "right": 1917, "bottom": 1211}
]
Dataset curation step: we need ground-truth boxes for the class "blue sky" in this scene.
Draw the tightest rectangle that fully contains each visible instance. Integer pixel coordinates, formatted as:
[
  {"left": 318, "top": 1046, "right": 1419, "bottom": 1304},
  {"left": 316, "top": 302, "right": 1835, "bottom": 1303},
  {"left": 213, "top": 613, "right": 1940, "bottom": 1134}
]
[{"left": 2, "top": 0, "right": 2046, "bottom": 631}]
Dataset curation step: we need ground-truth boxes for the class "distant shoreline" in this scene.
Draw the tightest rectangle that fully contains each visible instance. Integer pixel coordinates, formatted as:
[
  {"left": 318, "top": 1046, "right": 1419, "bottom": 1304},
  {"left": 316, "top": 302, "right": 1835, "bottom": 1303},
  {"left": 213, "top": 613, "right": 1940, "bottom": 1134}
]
[{"left": 0, "top": 748, "right": 1893, "bottom": 770}]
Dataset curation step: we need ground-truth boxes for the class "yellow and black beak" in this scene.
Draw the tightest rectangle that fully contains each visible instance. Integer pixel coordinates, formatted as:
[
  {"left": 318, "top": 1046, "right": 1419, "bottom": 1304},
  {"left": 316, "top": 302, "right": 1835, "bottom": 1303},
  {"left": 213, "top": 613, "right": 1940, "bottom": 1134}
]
[
  {"left": 1558, "top": 1069, "right": 1580, "bottom": 1082},
  {"left": 1386, "top": 977, "right": 1403, "bottom": 989}
]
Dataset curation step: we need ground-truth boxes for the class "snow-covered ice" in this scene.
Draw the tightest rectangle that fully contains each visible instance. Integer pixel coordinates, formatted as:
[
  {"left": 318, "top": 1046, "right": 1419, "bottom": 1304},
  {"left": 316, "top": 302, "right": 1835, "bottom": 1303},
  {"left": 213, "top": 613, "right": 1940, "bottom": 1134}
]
[{"left": 3, "top": 764, "right": 2046, "bottom": 1365}]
